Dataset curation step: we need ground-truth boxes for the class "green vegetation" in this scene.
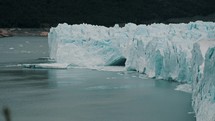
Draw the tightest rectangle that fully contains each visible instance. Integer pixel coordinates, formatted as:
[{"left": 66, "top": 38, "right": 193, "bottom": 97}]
[{"left": 0, "top": 0, "right": 214, "bottom": 27}]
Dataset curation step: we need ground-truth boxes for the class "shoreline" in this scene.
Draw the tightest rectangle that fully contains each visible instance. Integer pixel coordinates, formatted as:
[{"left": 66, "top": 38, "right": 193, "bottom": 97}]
[{"left": 0, "top": 28, "right": 49, "bottom": 38}]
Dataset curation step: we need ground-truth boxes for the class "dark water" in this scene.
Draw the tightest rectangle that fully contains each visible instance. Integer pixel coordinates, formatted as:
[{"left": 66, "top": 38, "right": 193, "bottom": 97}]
[
  {"left": 0, "top": 36, "right": 48, "bottom": 65},
  {"left": 0, "top": 37, "right": 195, "bottom": 121}
]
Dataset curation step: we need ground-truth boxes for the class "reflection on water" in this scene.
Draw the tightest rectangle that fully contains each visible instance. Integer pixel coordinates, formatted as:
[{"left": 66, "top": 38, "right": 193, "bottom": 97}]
[
  {"left": 0, "top": 69, "right": 49, "bottom": 88},
  {"left": 0, "top": 68, "right": 195, "bottom": 121}
]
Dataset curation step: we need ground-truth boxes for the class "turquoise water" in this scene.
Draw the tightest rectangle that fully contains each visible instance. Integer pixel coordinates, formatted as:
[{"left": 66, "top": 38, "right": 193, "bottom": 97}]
[{"left": 0, "top": 37, "right": 195, "bottom": 121}]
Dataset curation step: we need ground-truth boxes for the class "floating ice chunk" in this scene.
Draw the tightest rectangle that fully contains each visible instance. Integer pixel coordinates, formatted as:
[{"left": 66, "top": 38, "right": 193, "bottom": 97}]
[
  {"left": 21, "top": 50, "right": 31, "bottom": 54},
  {"left": 22, "top": 63, "right": 69, "bottom": 69},
  {"left": 175, "top": 84, "right": 192, "bottom": 93},
  {"left": 91, "top": 66, "right": 125, "bottom": 72},
  {"left": 19, "top": 44, "right": 23, "bottom": 47},
  {"left": 86, "top": 85, "right": 131, "bottom": 90},
  {"left": 9, "top": 47, "right": 14, "bottom": 50}
]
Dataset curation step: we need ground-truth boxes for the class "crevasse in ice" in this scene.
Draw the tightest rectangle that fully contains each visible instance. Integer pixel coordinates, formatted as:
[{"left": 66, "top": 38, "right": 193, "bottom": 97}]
[{"left": 48, "top": 21, "right": 215, "bottom": 121}]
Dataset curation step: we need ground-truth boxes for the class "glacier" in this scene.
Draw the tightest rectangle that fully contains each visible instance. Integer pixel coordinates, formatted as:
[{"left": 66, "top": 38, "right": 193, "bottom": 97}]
[{"left": 48, "top": 21, "right": 215, "bottom": 121}]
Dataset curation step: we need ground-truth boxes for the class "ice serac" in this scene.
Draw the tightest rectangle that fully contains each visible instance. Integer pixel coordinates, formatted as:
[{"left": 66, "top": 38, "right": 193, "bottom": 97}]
[
  {"left": 48, "top": 21, "right": 215, "bottom": 121},
  {"left": 126, "top": 22, "right": 215, "bottom": 82},
  {"left": 191, "top": 40, "right": 215, "bottom": 121}
]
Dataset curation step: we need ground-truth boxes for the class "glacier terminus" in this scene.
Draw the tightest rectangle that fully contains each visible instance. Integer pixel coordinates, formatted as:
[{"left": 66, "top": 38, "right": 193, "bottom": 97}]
[{"left": 48, "top": 21, "right": 215, "bottom": 121}]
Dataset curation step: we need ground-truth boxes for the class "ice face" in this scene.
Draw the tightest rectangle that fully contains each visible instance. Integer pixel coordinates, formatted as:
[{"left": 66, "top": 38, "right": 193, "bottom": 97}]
[
  {"left": 125, "top": 21, "right": 215, "bottom": 82},
  {"left": 48, "top": 23, "right": 136, "bottom": 67},
  {"left": 191, "top": 40, "right": 215, "bottom": 121},
  {"left": 48, "top": 21, "right": 215, "bottom": 121},
  {"left": 49, "top": 21, "right": 215, "bottom": 68},
  {"left": 48, "top": 21, "right": 215, "bottom": 82}
]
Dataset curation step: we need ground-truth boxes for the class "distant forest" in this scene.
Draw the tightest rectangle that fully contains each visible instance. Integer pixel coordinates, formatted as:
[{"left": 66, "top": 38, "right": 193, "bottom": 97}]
[{"left": 0, "top": 0, "right": 215, "bottom": 28}]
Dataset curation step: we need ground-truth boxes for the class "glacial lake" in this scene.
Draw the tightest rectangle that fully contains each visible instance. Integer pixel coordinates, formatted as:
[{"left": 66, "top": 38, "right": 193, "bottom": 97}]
[{"left": 0, "top": 37, "right": 195, "bottom": 121}]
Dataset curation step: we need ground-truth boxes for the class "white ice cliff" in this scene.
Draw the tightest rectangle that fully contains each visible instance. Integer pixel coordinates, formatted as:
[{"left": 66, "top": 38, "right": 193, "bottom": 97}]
[
  {"left": 48, "top": 21, "right": 215, "bottom": 121},
  {"left": 191, "top": 40, "right": 215, "bottom": 121}
]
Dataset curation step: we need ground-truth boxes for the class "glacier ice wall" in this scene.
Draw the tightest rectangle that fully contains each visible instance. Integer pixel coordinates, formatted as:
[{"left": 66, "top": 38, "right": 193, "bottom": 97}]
[
  {"left": 49, "top": 21, "right": 215, "bottom": 69},
  {"left": 48, "top": 21, "right": 215, "bottom": 121},
  {"left": 125, "top": 22, "right": 215, "bottom": 82},
  {"left": 191, "top": 40, "right": 215, "bottom": 121},
  {"left": 48, "top": 23, "right": 136, "bottom": 67}
]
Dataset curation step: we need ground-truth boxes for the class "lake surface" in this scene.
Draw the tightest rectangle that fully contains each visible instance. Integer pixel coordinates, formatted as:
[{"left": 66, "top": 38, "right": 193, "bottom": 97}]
[{"left": 0, "top": 37, "right": 195, "bottom": 121}]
